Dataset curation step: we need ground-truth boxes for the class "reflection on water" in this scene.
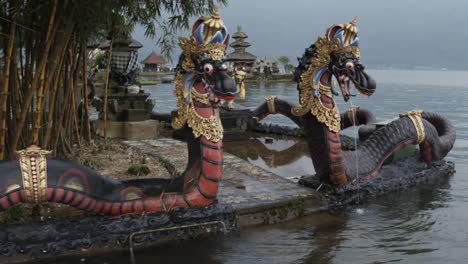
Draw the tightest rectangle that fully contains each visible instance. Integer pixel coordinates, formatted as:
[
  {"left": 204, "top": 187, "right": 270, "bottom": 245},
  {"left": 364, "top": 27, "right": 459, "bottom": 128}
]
[
  {"left": 75, "top": 69, "right": 468, "bottom": 263},
  {"left": 224, "top": 137, "right": 314, "bottom": 180}
]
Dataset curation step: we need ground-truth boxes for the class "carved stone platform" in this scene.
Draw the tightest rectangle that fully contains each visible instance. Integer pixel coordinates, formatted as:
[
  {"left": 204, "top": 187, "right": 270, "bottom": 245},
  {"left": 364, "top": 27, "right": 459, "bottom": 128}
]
[
  {"left": 0, "top": 138, "right": 324, "bottom": 263},
  {"left": 0, "top": 138, "right": 454, "bottom": 263}
]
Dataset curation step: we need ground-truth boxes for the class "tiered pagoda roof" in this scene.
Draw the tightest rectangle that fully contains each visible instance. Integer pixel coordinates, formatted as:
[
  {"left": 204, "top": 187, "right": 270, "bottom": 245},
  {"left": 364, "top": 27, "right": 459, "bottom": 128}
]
[{"left": 226, "top": 28, "right": 256, "bottom": 62}]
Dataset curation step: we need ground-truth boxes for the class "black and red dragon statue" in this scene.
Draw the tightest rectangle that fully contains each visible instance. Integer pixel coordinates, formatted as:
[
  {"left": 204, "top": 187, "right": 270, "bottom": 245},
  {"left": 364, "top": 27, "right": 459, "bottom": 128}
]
[
  {"left": 0, "top": 11, "right": 237, "bottom": 215},
  {"left": 252, "top": 17, "right": 456, "bottom": 187}
]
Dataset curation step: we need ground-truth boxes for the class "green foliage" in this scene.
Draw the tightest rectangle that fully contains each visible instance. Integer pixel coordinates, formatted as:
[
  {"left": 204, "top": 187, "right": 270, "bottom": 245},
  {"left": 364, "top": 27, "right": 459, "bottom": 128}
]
[
  {"left": 92, "top": 51, "right": 107, "bottom": 69},
  {"left": 271, "top": 61, "right": 280, "bottom": 74},
  {"left": 4, "top": 204, "right": 28, "bottom": 223},
  {"left": 277, "top": 56, "right": 292, "bottom": 73},
  {"left": 127, "top": 163, "right": 151, "bottom": 176},
  {"left": 277, "top": 56, "right": 290, "bottom": 66},
  {"left": 284, "top": 63, "right": 295, "bottom": 74},
  {"left": 0, "top": 0, "right": 228, "bottom": 159},
  {"left": 74, "top": 0, "right": 229, "bottom": 60}
]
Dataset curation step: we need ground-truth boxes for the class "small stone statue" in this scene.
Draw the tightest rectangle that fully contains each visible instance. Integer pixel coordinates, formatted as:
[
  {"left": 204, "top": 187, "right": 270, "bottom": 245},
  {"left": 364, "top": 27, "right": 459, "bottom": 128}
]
[{"left": 235, "top": 66, "right": 247, "bottom": 100}]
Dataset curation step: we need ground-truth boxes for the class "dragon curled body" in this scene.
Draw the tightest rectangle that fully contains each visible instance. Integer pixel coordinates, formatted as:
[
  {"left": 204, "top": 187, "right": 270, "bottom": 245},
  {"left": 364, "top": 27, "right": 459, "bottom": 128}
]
[
  {"left": 0, "top": 11, "right": 237, "bottom": 215},
  {"left": 252, "top": 18, "right": 456, "bottom": 187}
]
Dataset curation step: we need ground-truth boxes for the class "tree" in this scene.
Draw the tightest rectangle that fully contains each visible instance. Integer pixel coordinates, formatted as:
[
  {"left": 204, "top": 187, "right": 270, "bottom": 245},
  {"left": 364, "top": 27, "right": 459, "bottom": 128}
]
[
  {"left": 284, "top": 63, "right": 295, "bottom": 74},
  {"left": 271, "top": 61, "right": 280, "bottom": 74},
  {"left": 277, "top": 55, "right": 290, "bottom": 73},
  {"left": 0, "top": 0, "right": 227, "bottom": 159},
  {"left": 92, "top": 51, "right": 107, "bottom": 69}
]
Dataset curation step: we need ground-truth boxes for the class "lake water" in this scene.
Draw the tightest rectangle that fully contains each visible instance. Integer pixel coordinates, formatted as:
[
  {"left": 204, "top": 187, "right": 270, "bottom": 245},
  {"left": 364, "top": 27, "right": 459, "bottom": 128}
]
[{"left": 78, "top": 69, "right": 468, "bottom": 263}]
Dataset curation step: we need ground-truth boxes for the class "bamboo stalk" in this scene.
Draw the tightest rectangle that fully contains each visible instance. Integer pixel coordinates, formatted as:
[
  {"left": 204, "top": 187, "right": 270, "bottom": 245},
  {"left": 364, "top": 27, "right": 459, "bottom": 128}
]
[
  {"left": 53, "top": 64, "right": 68, "bottom": 154},
  {"left": 82, "top": 46, "right": 92, "bottom": 143},
  {"left": 32, "top": 68, "right": 46, "bottom": 145},
  {"left": 10, "top": 0, "right": 57, "bottom": 154},
  {"left": 102, "top": 39, "right": 113, "bottom": 142},
  {"left": 10, "top": 50, "right": 21, "bottom": 140},
  {"left": 43, "top": 58, "right": 64, "bottom": 148},
  {"left": 43, "top": 21, "right": 74, "bottom": 148},
  {"left": 33, "top": 4, "right": 76, "bottom": 147},
  {"left": 71, "top": 46, "right": 83, "bottom": 147},
  {"left": 55, "top": 48, "right": 73, "bottom": 151},
  {"left": 0, "top": 18, "right": 16, "bottom": 160}
]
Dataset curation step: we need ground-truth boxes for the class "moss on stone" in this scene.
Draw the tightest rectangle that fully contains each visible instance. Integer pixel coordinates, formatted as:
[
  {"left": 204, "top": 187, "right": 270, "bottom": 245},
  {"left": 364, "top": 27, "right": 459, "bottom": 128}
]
[
  {"left": 127, "top": 164, "right": 151, "bottom": 176},
  {"left": 4, "top": 204, "right": 28, "bottom": 223}
]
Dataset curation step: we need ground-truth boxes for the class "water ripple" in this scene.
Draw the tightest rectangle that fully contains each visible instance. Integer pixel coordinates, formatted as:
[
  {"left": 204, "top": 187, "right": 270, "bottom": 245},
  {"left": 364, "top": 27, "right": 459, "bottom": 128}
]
[{"left": 137, "top": 70, "right": 468, "bottom": 264}]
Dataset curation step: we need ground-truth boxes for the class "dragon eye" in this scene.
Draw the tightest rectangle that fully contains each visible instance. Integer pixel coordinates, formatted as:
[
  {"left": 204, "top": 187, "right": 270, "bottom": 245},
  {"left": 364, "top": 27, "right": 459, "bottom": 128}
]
[
  {"left": 345, "top": 61, "right": 354, "bottom": 70},
  {"left": 204, "top": 63, "right": 214, "bottom": 74}
]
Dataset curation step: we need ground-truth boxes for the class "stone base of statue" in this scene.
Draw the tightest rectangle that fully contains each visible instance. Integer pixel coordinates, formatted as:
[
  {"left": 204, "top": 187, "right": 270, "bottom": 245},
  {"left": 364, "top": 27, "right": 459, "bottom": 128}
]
[
  {"left": 102, "top": 85, "right": 155, "bottom": 121},
  {"left": 95, "top": 85, "right": 158, "bottom": 139},
  {"left": 94, "top": 119, "right": 160, "bottom": 140}
]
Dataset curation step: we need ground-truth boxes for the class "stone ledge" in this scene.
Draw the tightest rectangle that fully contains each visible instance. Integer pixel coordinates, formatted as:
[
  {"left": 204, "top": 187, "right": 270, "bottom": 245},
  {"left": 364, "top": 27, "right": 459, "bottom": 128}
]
[{"left": 94, "top": 120, "right": 160, "bottom": 140}]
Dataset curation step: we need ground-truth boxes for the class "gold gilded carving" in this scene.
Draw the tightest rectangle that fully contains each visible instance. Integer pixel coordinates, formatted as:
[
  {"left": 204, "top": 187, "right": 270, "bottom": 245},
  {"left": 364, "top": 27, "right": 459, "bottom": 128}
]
[
  {"left": 190, "top": 87, "right": 210, "bottom": 105},
  {"left": 333, "top": 46, "right": 361, "bottom": 59},
  {"left": 292, "top": 37, "right": 340, "bottom": 117},
  {"left": 172, "top": 74, "right": 224, "bottom": 142},
  {"left": 17, "top": 145, "right": 51, "bottom": 203},
  {"left": 202, "top": 10, "right": 225, "bottom": 43},
  {"left": 207, "top": 44, "right": 226, "bottom": 61},
  {"left": 310, "top": 95, "right": 341, "bottom": 133},
  {"left": 186, "top": 104, "right": 223, "bottom": 141},
  {"left": 291, "top": 23, "right": 361, "bottom": 132},
  {"left": 266, "top": 96, "right": 276, "bottom": 113},
  {"left": 178, "top": 37, "right": 226, "bottom": 67},
  {"left": 401, "top": 110, "right": 425, "bottom": 144},
  {"left": 291, "top": 37, "right": 341, "bottom": 132},
  {"left": 172, "top": 12, "right": 229, "bottom": 142},
  {"left": 318, "top": 81, "right": 333, "bottom": 98}
]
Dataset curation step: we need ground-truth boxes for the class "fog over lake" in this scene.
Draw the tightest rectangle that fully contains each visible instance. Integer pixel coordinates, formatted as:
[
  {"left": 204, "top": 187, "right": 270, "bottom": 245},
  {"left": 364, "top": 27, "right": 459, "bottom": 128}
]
[{"left": 133, "top": 0, "right": 468, "bottom": 70}]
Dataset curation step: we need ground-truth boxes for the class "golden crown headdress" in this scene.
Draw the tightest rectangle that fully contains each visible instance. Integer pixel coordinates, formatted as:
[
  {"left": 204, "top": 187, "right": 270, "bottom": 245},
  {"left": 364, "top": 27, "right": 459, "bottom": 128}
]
[{"left": 178, "top": 10, "right": 230, "bottom": 72}]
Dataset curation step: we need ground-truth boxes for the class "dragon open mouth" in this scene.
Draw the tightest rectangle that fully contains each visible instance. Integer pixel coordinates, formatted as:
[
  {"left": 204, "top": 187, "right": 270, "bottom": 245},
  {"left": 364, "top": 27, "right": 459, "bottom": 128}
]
[
  {"left": 335, "top": 67, "right": 376, "bottom": 102},
  {"left": 205, "top": 69, "right": 238, "bottom": 105},
  {"left": 337, "top": 71, "right": 356, "bottom": 102},
  {"left": 206, "top": 87, "right": 225, "bottom": 108}
]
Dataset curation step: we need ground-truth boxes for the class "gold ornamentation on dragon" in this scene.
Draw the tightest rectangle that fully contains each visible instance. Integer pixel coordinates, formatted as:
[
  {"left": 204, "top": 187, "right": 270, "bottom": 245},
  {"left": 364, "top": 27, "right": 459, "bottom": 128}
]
[
  {"left": 178, "top": 37, "right": 227, "bottom": 72},
  {"left": 266, "top": 96, "right": 277, "bottom": 113},
  {"left": 291, "top": 18, "right": 361, "bottom": 133},
  {"left": 190, "top": 86, "right": 210, "bottom": 105},
  {"left": 172, "top": 74, "right": 224, "bottom": 142},
  {"left": 17, "top": 145, "right": 51, "bottom": 203},
  {"left": 401, "top": 110, "right": 426, "bottom": 144}
]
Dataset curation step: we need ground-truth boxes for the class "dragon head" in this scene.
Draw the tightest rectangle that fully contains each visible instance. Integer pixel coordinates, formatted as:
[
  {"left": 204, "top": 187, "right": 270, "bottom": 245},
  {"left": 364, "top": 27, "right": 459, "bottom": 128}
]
[
  {"left": 326, "top": 17, "right": 376, "bottom": 101},
  {"left": 177, "top": 10, "right": 237, "bottom": 108},
  {"left": 292, "top": 17, "right": 377, "bottom": 132},
  {"left": 172, "top": 10, "right": 238, "bottom": 142}
]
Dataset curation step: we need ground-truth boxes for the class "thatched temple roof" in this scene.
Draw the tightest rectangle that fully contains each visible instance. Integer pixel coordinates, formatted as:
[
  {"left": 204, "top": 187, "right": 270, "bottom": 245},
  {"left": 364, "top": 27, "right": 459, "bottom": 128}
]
[
  {"left": 226, "top": 50, "right": 257, "bottom": 62},
  {"left": 97, "top": 39, "right": 143, "bottom": 50},
  {"left": 141, "top": 51, "right": 166, "bottom": 65}
]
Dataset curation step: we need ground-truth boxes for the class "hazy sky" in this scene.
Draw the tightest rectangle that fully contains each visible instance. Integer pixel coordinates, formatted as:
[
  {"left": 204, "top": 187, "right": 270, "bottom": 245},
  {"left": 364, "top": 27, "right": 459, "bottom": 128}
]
[{"left": 133, "top": 0, "right": 468, "bottom": 70}]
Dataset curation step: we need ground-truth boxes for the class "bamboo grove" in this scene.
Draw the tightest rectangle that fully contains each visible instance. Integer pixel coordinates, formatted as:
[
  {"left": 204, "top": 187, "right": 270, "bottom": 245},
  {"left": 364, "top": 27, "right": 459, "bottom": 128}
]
[{"left": 0, "top": 0, "right": 225, "bottom": 160}]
